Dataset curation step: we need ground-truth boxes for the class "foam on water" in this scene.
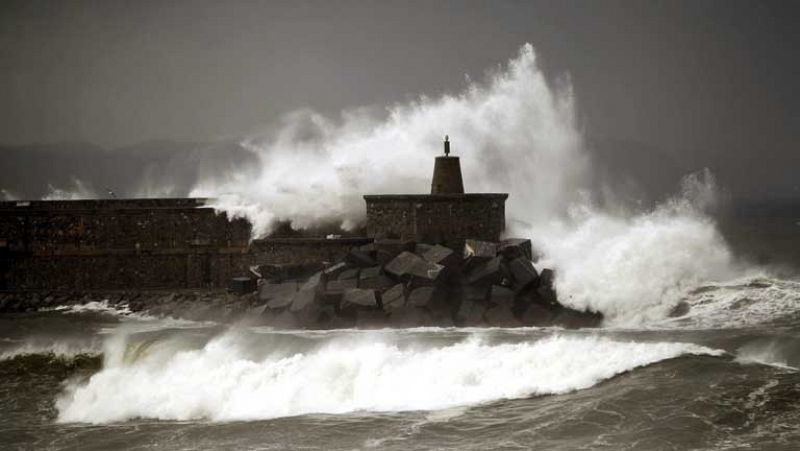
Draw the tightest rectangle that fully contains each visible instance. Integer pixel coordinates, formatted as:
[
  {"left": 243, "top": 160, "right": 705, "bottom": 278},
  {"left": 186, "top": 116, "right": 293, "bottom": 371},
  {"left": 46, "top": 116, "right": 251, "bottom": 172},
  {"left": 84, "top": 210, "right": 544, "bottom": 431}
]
[{"left": 56, "top": 331, "right": 722, "bottom": 423}]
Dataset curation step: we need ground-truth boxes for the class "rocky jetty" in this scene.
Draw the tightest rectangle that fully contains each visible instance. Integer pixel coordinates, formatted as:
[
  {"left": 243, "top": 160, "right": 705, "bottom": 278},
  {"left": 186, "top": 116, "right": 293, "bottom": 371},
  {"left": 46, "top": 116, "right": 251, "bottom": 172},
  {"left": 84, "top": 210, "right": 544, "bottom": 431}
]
[
  {"left": 0, "top": 238, "right": 602, "bottom": 329},
  {"left": 250, "top": 238, "right": 602, "bottom": 329}
]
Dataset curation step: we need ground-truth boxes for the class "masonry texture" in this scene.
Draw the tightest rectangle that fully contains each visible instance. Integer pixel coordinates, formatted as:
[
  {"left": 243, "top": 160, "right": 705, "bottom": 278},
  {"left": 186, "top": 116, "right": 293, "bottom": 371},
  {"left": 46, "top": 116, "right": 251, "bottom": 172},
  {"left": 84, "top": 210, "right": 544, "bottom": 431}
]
[{"left": 363, "top": 194, "right": 508, "bottom": 249}]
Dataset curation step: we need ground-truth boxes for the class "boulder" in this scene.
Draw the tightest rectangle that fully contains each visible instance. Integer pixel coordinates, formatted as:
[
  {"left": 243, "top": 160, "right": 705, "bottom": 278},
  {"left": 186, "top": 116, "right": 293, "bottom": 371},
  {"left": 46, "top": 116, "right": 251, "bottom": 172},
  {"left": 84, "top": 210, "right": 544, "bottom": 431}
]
[
  {"left": 463, "top": 239, "right": 497, "bottom": 259},
  {"left": 455, "top": 299, "right": 486, "bottom": 326},
  {"left": 342, "top": 288, "right": 379, "bottom": 308},
  {"left": 345, "top": 249, "right": 377, "bottom": 268},
  {"left": 488, "top": 285, "right": 515, "bottom": 308},
  {"left": 407, "top": 286, "right": 440, "bottom": 308},
  {"left": 518, "top": 303, "right": 556, "bottom": 327},
  {"left": 414, "top": 243, "right": 435, "bottom": 256},
  {"left": 421, "top": 244, "right": 456, "bottom": 266},
  {"left": 484, "top": 304, "right": 522, "bottom": 327},
  {"left": 322, "top": 262, "right": 348, "bottom": 279},
  {"left": 385, "top": 252, "right": 444, "bottom": 282},
  {"left": 466, "top": 256, "right": 503, "bottom": 285},
  {"left": 381, "top": 284, "right": 406, "bottom": 311},
  {"left": 536, "top": 268, "right": 557, "bottom": 304},
  {"left": 553, "top": 309, "right": 603, "bottom": 329},
  {"left": 498, "top": 238, "right": 533, "bottom": 261},
  {"left": 384, "top": 251, "right": 420, "bottom": 278},
  {"left": 508, "top": 257, "right": 539, "bottom": 291},
  {"left": 320, "top": 279, "right": 357, "bottom": 305},
  {"left": 337, "top": 268, "right": 360, "bottom": 281},
  {"left": 358, "top": 266, "right": 394, "bottom": 290}
]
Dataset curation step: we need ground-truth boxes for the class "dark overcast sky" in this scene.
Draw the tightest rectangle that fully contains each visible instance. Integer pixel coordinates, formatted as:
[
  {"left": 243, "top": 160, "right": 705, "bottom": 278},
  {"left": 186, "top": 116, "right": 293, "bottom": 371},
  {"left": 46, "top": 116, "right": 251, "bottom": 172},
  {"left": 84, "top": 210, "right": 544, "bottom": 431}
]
[{"left": 1, "top": 0, "right": 797, "bottom": 198}]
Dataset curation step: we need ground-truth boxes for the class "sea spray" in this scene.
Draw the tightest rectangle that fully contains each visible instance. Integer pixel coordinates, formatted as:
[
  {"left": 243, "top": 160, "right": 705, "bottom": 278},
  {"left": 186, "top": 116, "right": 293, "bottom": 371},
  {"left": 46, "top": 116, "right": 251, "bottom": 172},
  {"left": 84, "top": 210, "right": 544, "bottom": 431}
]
[
  {"left": 56, "top": 329, "right": 722, "bottom": 423},
  {"left": 188, "top": 44, "right": 749, "bottom": 324}
]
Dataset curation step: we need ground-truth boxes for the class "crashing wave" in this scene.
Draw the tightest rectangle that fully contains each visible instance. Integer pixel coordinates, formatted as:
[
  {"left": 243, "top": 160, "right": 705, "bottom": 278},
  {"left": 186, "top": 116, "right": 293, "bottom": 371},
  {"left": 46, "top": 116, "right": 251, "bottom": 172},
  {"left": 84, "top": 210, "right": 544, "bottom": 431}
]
[{"left": 56, "top": 331, "right": 722, "bottom": 423}]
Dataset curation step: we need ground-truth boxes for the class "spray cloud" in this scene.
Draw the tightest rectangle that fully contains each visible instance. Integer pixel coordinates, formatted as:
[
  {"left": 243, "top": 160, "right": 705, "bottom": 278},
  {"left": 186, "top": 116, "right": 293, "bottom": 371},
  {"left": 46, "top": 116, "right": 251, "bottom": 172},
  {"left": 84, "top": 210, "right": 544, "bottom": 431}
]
[{"left": 190, "top": 43, "right": 744, "bottom": 324}]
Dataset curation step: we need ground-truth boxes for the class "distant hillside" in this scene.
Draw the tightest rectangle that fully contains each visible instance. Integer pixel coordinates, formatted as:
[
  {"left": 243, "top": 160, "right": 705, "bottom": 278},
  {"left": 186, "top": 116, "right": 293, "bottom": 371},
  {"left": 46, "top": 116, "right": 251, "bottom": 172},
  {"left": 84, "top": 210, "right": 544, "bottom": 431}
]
[{"left": 0, "top": 140, "right": 258, "bottom": 200}]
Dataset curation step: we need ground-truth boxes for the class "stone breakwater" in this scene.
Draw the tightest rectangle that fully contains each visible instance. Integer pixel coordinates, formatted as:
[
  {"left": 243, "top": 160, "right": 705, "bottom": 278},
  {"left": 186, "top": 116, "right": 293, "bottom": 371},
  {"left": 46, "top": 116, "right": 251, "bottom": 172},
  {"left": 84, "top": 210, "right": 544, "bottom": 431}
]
[
  {"left": 0, "top": 238, "right": 603, "bottom": 329},
  {"left": 251, "top": 238, "right": 602, "bottom": 329}
]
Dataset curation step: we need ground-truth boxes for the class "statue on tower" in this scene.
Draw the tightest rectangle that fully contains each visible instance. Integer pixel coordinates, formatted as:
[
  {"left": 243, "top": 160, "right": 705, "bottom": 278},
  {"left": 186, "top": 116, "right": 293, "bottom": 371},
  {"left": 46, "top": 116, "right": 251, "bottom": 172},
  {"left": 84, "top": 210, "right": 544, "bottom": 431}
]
[{"left": 444, "top": 135, "right": 450, "bottom": 156}]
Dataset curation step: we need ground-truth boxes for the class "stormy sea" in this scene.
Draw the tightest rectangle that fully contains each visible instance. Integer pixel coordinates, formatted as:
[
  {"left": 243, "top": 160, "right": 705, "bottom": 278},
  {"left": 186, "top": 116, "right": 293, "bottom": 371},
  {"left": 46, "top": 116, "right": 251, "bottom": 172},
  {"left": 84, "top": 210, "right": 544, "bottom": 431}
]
[
  {"left": 2, "top": 44, "right": 798, "bottom": 450},
  {"left": 1, "top": 273, "right": 800, "bottom": 451}
]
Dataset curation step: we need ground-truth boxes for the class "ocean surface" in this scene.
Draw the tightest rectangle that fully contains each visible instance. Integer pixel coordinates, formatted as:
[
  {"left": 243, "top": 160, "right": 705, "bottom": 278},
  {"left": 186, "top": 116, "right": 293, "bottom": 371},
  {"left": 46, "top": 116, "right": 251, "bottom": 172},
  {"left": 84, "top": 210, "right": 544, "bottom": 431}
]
[{"left": 1, "top": 277, "right": 800, "bottom": 451}]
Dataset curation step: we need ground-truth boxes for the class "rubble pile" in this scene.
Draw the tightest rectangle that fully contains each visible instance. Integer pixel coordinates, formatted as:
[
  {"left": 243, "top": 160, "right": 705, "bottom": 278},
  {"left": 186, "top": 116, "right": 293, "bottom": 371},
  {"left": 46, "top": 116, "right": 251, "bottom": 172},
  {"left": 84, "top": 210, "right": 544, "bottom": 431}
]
[{"left": 252, "top": 238, "right": 602, "bottom": 329}]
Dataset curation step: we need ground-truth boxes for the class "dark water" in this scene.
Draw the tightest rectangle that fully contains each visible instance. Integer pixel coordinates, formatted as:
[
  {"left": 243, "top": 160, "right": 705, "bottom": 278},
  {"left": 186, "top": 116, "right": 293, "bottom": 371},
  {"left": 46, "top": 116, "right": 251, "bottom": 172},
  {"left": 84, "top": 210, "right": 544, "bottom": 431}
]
[{"left": 1, "top": 279, "right": 800, "bottom": 451}]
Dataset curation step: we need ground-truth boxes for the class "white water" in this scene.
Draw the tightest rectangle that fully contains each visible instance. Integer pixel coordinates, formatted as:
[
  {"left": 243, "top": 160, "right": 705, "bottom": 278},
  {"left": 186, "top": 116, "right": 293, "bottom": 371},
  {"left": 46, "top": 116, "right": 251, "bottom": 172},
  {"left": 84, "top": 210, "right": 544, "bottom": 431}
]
[
  {"left": 186, "top": 44, "right": 756, "bottom": 325},
  {"left": 56, "top": 331, "right": 722, "bottom": 423}
]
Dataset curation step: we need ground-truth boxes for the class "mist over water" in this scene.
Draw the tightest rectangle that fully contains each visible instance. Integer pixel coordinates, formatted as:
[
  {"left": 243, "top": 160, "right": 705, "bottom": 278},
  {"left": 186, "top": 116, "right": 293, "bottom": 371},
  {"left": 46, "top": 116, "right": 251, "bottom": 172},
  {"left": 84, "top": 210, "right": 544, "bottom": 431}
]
[{"left": 187, "top": 44, "right": 750, "bottom": 325}]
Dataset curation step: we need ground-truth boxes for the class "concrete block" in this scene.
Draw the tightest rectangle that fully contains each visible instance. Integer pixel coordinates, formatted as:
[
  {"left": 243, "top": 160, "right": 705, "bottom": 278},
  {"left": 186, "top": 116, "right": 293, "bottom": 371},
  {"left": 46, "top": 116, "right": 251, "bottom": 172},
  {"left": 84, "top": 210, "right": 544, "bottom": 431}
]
[
  {"left": 498, "top": 238, "right": 533, "bottom": 261},
  {"left": 508, "top": 257, "right": 539, "bottom": 291},
  {"left": 421, "top": 244, "right": 456, "bottom": 266},
  {"left": 484, "top": 305, "right": 522, "bottom": 327},
  {"left": 489, "top": 284, "right": 515, "bottom": 308},
  {"left": 342, "top": 288, "right": 378, "bottom": 308},
  {"left": 463, "top": 239, "right": 497, "bottom": 259},
  {"left": 466, "top": 256, "right": 503, "bottom": 285},
  {"left": 381, "top": 284, "right": 406, "bottom": 311},
  {"left": 337, "top": 268, "right": 360, "bottom": 281}
]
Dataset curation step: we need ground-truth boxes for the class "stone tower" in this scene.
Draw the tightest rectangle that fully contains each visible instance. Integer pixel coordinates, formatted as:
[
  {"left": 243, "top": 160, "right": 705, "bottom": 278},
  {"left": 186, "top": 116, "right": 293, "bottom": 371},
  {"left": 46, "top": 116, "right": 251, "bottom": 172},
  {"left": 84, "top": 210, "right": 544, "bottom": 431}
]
[
  {"left": 430, "top": 136, "right": 464, "bottom": 194},
  {"left": 364, "top": 136, "right": 508, "bottom": 248}
]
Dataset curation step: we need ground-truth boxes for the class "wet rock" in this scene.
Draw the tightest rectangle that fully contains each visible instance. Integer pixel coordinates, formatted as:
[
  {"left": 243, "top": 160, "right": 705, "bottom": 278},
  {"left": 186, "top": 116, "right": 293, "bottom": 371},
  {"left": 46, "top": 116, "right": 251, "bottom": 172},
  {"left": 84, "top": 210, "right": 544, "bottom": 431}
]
[
  {"left": 518, "top": 303, "right": 556, "bottom": 326},
  {"left": 498, "top": 238, "right": 533, "bottom": 261},
  {"left": 322, "top": 262, "right": 348, "bottom": 279},
  {"left": 337, "top": 268, "right": 360, "bottom": 281},
  {"left": 466, "top": 256, "right": 503, "bottom": 285},
  {"left": 484, "top": 304, "right": 522, "bottom": 327},
  {"left": 342, "top": 288, "right": 379, "bottom": 308},
  {"left": 536, "top": 268, "right": 557, "bottom": 304},
  {"left": 385, "top": 252, "right": 443, "bottom": 282},
  {"left": 381, "top": 284, "right": 406, "bottom": 311},
  {"left": 489, "top": 285, "right": 515, "bottom": 308},
  {"left": 421, "top": 244, "right": 456, "bottom": 266},
  {"left": 455, "top": 299, "right": 486, "bottom": 326},
  {"left": 553, "top": 309, "right": 603, "bottom": 329},
  {"left": 463, "top": 239, "right": 497, "bottom": 259},
  {"left": 346, "top": 249, "right": 377, "bottom": 268},
  {"left": 508, "top": 257, "right": 539, "bottom": 291},
  {"left": 407, "top": 286, "right": 440, "bottom": 308},
  {"left": 414, "top": 243, "right": 435, "bottom": 256},
  {"left": 358, "top": 266, "right": 394, "bottom": 290}
]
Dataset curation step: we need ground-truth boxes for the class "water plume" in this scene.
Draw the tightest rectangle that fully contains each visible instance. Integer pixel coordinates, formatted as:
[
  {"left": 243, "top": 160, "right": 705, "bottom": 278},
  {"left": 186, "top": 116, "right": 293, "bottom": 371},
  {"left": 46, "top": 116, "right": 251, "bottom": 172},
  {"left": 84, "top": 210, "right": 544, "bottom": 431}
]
[{"left": 190, "top": 43, "right": 746, "bottom": 324}]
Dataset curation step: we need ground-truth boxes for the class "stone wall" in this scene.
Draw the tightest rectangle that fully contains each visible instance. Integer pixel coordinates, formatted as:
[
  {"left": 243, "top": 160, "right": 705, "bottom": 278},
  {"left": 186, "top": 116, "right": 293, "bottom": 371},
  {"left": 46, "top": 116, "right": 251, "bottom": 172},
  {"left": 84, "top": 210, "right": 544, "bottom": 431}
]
[
  {"left": 0, "top": 199, "right": 378, "bottom": 291},
  {"left": 363, "top": 194, "right": 508, "bottom": 249},
  {"left": 249, "top": 237, "right": 373, "bottom": 266},
  {"left": 0, "top": 199, "right": 251, "bottom": 290}
]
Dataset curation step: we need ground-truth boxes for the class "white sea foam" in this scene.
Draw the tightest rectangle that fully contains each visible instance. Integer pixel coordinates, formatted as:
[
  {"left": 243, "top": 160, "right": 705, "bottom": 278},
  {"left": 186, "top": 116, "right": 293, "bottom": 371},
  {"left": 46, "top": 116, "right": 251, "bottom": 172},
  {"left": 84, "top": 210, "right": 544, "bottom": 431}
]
[
  {"left": 53, "top": 300, "right": 133, "bottom": 316},
  {"left": 56, "top": 331, "right": 722, "bottom": 423},
  {"left": 187, "top": 43, "right": 756, "bottom": 325},
  {"left": 656, "top": 278, "right": 800, "bottom": 330}
]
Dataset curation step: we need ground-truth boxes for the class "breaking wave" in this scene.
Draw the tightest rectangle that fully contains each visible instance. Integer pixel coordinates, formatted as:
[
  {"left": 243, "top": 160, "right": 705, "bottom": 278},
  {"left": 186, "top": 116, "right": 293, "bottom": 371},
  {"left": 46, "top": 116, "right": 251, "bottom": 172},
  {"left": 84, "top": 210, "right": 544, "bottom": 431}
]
[
  {"left": 188, "top": 43, "right": 765, "bottom": 325},
  {"left": 56, "top": 331, "right": 722, "bottom": 423},
  {"left": 658, "top": 277, "right": 800, "bottom": 330}
]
